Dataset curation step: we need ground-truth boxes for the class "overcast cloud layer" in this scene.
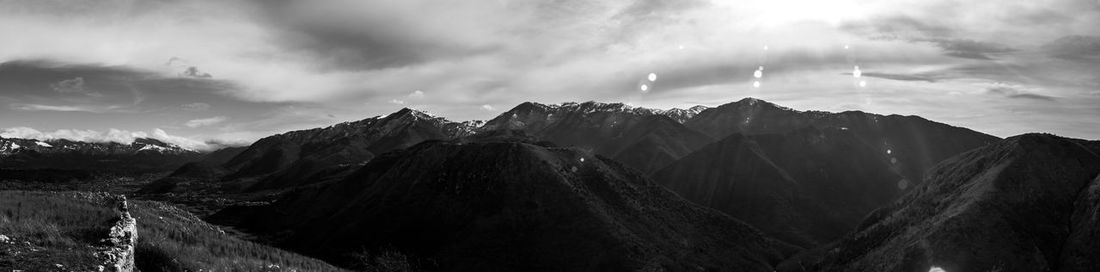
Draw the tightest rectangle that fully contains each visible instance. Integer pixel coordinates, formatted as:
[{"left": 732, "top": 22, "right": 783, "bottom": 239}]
[{"left": 1, "top": 0, "right": 1099, "bottom": 149}]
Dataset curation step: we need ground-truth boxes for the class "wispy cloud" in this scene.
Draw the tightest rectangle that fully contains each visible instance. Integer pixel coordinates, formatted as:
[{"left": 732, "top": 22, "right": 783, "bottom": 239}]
[
  {"left": 50, "top": 76, "right": 101, "bottom": 96},
  {"left": 0, "top": 0, "right": 1098, "bottom": 140},
  {"left": 9, "top": 103, "right": 128, "bottom": 113},
  {"left": 181, "top": 102, "right": 211, "bottom": 112},
  {"left": 984, "top": 84, "right": 1057, "bottom": 101},
  {"left": 185, "top": 116, "right": 228, "bottom": 128}
]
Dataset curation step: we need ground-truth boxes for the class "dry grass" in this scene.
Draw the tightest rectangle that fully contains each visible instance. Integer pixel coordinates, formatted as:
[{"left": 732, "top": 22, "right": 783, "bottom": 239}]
[
  {"left": 0, "top": 191, "right": 121, "bottom": 271},
  {"left": 130, "top": 200, "right": 347, "bottom": 272}
]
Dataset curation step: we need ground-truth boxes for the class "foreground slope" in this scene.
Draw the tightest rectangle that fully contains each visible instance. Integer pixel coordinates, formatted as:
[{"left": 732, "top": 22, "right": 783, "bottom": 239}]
[
  {"left": 226, "top": 137, "right": 786, "bottom": 271},
  {"left": 782, "top": 134, "right": 1100, "bottom": 272},
  {"left": 0, "top": 191, "right": 343, "bottom": 272},
  {"left": 652, "top": 127, "right": 905, "bottom": 247}
]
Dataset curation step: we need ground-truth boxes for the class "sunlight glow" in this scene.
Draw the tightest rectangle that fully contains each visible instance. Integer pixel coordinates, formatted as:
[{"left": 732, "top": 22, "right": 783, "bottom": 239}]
[
  {"left": 929, "top": 267, "right": 947, "bottom": 272},
  {"left": 715, "top": 0, "right": 870, "bottom": 26}
]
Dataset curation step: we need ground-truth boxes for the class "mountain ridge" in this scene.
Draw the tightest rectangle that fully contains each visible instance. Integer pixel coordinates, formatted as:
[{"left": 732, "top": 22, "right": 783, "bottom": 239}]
[{"left": 781, "top": 133, "right": 1100, "bottom": 272}]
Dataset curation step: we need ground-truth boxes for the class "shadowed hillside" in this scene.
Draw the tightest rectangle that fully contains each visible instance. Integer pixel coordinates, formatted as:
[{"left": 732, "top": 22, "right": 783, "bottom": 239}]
[
  {"left": 781, "top": 134, "right": 1100, "bottom": 272},
  {"left": 221, "top": 137, "right": 789, "bottom": 271}
]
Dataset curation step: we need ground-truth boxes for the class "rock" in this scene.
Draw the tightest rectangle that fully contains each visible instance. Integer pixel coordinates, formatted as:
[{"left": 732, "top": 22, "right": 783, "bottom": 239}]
[{"left": 0, "top": 234, "right": 9, "bottom": 243}]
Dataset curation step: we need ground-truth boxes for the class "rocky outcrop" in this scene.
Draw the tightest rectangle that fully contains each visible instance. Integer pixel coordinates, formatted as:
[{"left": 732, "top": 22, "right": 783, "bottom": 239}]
[{"left": 96, "top": 196, "right": 137, "bottom": 272}]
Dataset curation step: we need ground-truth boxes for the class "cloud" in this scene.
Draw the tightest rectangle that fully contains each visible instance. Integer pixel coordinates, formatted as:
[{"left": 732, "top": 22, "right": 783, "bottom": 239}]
[
  {"left": 10, "top": 104, "right": 91, "bottom": 112},
  {"left": 183, "top": 66, "right": 212, "bottom": 78},
  {"left": 151, "top": 128, "right": 211, "bottom": 150},
  {"left": 1042, "top": 35, "right": 1100, "bottom": 60},
  {"left": 9, "top": 103, "right": 129, "bottom": 113},
  {"left": 181, "top": 102, "right": 211, "bottom": 112},
  {"left": 185, "top": 116, "right": 228, "bottom": 128},
  {"left": 389, "top": 99, "right": 405, "bottom": 105},
  {"left": 480, "top": 104, "right": 494, "bottom": 111},
  {"left": 0, "top": 126, "right": 214, "bottom": 151},
  {"left": 408, "top": 90, "right": 425, "bottom": 99},
  {"left": 985, "top": 83, "right": 1057, "bottom": 101},
  {"left": 1, "top": 0, "right": 1099, "bottom": 139},
  {"left": 928, "top": 39, "right": 1015, "bottom": 60},
  {"left": 165, "top": 57, "right": 213, "bottom": 78},
  {"left": 842, "top": 72, "right": 936, "bottom": 82},
  {"left": 50, "top": 76, "right": 101, "bottom": 96}
]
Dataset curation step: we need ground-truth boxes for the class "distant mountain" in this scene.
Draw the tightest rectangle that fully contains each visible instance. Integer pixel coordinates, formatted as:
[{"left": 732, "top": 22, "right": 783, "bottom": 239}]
[
  {"left": 0, "top": 136, "right": 202, "bottom": 172},
  {"left": 781, "top": 134, "right": 1100, "bottom": 272},
  {"left": 657, "top": 105, "right": 710, "bottom": 123},
  {"left": 481, "top": 101, "right": 714, "bottom": 174},
  {"left": 145, "top": 108, "right": 476, "bottom": 193},
  {"left": 652, "top": 127, "right": 905, "bottom": 247},
  {"left": 685, "top": 98, "right": 998, "bottom": 183},
  {"left": 219, "top": 137, "right": 789, "bottom": 271}
]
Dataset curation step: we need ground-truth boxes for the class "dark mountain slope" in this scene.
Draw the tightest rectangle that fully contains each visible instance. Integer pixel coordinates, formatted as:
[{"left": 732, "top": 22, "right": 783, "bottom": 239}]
[
  {"left": 781, "top": 134, "right": 1100, "bottom": 272},
  {"left": 226, "top": 138, "right": 787, "bottom": 271},
  {"left": 685, "top": 97, "right": 998, "bottom": 184},
  {"left": 481, "top": 101, "right": 714, "bottom": 174},
  {"left": 145, "top": 108, "right": 476, "bottom": 193},
  {"left": 652, "top": 127, "right": 905, "bottom": 247}
]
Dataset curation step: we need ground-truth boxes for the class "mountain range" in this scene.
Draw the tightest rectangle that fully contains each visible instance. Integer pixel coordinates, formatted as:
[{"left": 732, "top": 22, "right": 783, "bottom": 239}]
[
  {"left": 216, "top": 136, "right": 791, "bottom": 271},
  {"left": 0, "top": 136, "right": 201, "bottom": 172},
  {"left": 13, "top": 97, "right": 1097, "bottom": 271}
]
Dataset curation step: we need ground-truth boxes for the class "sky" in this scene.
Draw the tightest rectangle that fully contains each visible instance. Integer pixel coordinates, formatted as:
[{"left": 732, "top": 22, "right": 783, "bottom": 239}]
[{"left": 0, "top": 0, "right": 1098, "bottom": 150}]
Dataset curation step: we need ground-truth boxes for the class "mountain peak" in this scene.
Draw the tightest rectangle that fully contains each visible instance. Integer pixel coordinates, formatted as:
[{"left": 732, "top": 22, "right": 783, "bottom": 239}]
[
  {"left": 390, "top": 107, "right": 438, "bottom": 120},
  {"left": 726, "top": 97, "right": 791, "bottom": 110}
]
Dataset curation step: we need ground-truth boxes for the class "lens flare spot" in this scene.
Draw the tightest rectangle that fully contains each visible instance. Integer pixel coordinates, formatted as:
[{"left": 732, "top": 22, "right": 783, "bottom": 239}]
[
  {"left": 929, "top": 267, "right": 947, "bottom": 272},
  {"left": 886, "top": 149, "right": 892, "bottom": 155},
  {"left": 763, "top": 45, "right": 769, "bottom": 51},
  {"left": 891, "top": 157, "right": 898, "bottom": 164},
  {"left": 648, "top": 73, "right": 658, "bottom": 81},
  {"left": 579, "top": 157, "right": 585, "bottom": 163},
  {"left": 753, "top": 69, "right": 763, "bottom": 79},
  {"left": 859, "top": 80, "right": 867, "bottom": 87},
  {"left": 640, "top": 84, "right": 649, "bottom": 92},
  {"left": 753, "top": 81, "right": 761, "bottom": 88},
  {"left": 844, "top": 44, "right": 850, "bottom": 50},
  {"left": 853, "top": 66, "right": 862, "bottom": 78},
  {"left": 898, "top": 179, "right": 909, "bottom": 190}
]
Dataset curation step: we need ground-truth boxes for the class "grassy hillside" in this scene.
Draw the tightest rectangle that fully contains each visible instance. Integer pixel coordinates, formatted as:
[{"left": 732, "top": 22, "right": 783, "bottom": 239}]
[
  {"left": 130, "top": 200, "right": 347, "bottom": 271},
  {"left": 0, "top": 191, "right": 120, "bottom": 271},
  {"left": 0, "top": 191, "right": 345, "bottom": 272}
]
